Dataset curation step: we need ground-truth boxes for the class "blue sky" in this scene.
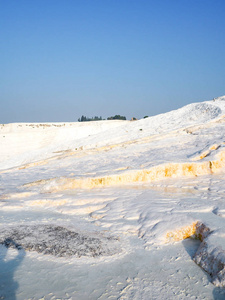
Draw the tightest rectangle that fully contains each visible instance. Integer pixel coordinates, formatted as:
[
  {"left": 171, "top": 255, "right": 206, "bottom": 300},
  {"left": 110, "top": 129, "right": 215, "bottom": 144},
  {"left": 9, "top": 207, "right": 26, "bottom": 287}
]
[{"left": 1, "top": 0, "right": 225, "bottom": 123}]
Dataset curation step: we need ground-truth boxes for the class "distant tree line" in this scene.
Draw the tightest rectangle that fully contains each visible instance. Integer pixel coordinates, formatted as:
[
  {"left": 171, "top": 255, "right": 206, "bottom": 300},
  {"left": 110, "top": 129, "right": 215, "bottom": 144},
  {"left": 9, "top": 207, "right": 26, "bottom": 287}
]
[
  {"left": 78, "top": 116, "right": 103, "bottom": 122},
  {"left": 107, "top": 115, "right": 126, "bottom": 120},
  {"left": 78, "top": 115, "right": 126, "bottom": 122}
]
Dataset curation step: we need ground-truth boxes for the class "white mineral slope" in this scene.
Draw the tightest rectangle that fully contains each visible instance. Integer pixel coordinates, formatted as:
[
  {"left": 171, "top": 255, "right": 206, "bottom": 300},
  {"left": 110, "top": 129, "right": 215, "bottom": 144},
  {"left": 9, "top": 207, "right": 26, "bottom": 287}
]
[
  {"left": 1, "top": 97, "right": 225, "bottom": 170},
  {"left": 1, "top": 96, "right": 225, "bottom": 299},
  {"left": 0, "top": 120, "right": 130, "bottom": 170}
]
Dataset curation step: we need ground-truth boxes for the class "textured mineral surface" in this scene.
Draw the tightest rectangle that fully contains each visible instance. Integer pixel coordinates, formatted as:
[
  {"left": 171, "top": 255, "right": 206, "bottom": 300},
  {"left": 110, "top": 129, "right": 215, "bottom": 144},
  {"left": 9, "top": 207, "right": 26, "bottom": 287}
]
[{"left": 0, "top": 224, "right": 120, "bottom": 257}]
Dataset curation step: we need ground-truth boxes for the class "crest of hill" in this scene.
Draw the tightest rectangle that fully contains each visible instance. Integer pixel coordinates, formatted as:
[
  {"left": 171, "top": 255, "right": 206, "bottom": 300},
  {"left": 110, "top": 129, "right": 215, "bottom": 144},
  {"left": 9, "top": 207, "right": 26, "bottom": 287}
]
[
  {"left": 0, "top": 96, "right": 225, "bottom": 170},
  {"left": 61, "top": 96, "right": 225, "bottom": 155},
  {"left": 134, "top": 97, "right": 225, "bottom": 135}
]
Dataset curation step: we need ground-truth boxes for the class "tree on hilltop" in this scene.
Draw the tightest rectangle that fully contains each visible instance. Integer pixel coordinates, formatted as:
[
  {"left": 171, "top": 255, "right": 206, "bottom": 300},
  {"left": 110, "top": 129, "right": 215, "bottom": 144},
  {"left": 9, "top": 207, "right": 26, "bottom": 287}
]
[
  {"left": 78, "top": 115, "right": 102, "bottom": 122},
  {"left": 107, "top": 115, "right": 126, "bottom": 120}
]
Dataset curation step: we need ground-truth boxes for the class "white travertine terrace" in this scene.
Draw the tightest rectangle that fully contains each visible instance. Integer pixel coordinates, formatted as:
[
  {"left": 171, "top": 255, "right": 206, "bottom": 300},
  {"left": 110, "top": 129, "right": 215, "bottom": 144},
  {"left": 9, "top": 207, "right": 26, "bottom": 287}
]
[{"left": 1, "top": 96, "right": 225, "bottom": 298}]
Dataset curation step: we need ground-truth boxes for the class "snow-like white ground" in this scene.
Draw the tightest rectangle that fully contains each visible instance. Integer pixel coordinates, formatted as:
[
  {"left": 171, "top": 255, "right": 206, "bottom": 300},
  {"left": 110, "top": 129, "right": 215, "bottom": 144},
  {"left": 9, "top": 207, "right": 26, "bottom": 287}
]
[{"left": 1, "top": 96, "right": 225, "bottom": 299}]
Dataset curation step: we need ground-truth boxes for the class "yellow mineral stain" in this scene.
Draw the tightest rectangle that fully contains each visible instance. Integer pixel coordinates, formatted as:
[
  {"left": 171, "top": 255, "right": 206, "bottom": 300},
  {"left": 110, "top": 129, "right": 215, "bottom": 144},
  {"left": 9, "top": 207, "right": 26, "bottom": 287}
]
[
  {"left": 24, "top": 150, "right": 225, "bottom": 192},
  {"left": 114, "top": 167, "right": 129, "bottom": 171},
  {"left": 19, "top": 161, "right": 48, "bottom": 170},
  {"left": 192, "top": 144, "right": 222, "bottom": 161},
  {"left": 199, "top": 150, "right": 211, "bottom": 160},
  {"left": 192, "top": 150, "right": 211, "bottom": 161},
  {"left": 209, "top": 144, "right": 220, "bottom": 151},
  {"left": 210, "top": 150, "right": 225, "bottom": 173},
  {"left": 165, "top": 221, "right": 210, "bottom": 243},
  {"left": 164, "top": 166, "right": 176, "bottom": 177},
  {"left": 45, "top": 161, "right": 212, "bottom": 192},
  {"left": 165, "top": 222, "right": 198, "bottom": 242}
]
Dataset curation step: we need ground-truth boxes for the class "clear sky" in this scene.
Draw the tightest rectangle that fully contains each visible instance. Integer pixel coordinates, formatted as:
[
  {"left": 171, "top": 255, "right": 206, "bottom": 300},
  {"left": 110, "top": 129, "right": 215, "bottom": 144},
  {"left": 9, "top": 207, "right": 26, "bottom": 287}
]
[{"left": 1, "top": 0, "right": 225, "bottom": 123}]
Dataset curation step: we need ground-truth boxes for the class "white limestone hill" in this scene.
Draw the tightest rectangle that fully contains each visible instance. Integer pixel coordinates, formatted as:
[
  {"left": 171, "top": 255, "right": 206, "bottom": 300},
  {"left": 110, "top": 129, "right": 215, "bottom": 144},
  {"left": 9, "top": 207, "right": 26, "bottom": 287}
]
[
  {"left": 1, "top": 95, "right": 225, "bottom": 299},
  {"left": 1, "top": 96, "right": 225, "bottom": 170}
]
